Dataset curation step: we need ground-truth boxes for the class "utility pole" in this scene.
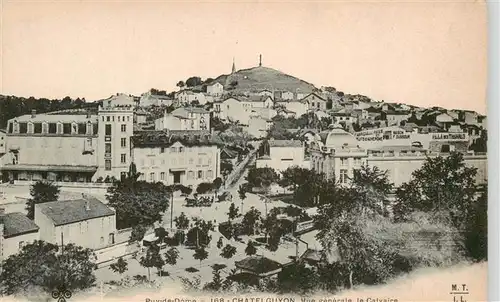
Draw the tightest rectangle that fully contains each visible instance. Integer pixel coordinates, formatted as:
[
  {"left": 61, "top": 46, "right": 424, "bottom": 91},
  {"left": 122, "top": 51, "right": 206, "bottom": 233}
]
[{"left": 170, "top": 190, "right": 174, "bottom": 229}]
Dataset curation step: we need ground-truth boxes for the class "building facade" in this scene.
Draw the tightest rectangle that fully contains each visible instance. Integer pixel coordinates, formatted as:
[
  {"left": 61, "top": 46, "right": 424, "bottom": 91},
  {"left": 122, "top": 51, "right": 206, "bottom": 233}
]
[
  {"left": 34, "top": 197, "right": 117, "bottom": 250},
  {"left": 155, "top": 107, "right": 211, "bottom": 131},
  {"left": 0, "top": 210, "right": 40, "bottom": 260},
  {"left": 95, "top": 103, "right": 134, "bottom": 181},
  {"left": 256, "top": 140, "right": 308, "bottom": 173},
  {"left": 1, "top": 111, "right": 99, "bottom": 183},
  {"left": 206, "top": 82, "right": 224, "bottom": 97},
  {"left": 132, "top": 130, "right": 221, "bottom": 187}
]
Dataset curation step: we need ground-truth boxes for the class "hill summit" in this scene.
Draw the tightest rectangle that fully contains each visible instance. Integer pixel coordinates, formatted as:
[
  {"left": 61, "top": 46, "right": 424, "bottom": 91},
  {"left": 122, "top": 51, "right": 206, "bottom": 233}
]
[{"left": 213, "top": 66, "right": 316, "bottom": 94}]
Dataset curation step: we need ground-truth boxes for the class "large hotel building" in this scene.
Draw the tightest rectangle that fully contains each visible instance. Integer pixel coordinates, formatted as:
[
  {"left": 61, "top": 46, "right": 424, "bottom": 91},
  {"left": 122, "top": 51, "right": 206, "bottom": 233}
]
[{"left": 0, "top": 95, "right": 221, "bottom": 187}]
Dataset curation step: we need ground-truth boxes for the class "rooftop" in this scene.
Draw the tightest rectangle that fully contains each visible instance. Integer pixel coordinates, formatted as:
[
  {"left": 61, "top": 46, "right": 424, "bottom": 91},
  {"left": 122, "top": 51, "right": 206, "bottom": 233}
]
[
  {"left": 0, "top": 212, "right": 40, "bottom": 238},
  {"left": 36, "top": 197, "right": 115, "bottom": 226},
  {"left": 235, "top": 256, "right": 282, "bottom": 274},
  {"left": 268, "top": 139, "right": 303, "bottom": 148},
  {"left": 132, "top": 130, "right": 220, "bottom": 148},
  {"left": 9, "top": 113, "right": 98, "bottom": 123}
]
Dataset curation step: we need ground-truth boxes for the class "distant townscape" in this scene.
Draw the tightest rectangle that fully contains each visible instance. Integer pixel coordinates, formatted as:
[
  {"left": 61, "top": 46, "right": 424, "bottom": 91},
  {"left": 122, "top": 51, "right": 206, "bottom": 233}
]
[{"left": 0, "top": 57, "right": 487, "bottom": 299}]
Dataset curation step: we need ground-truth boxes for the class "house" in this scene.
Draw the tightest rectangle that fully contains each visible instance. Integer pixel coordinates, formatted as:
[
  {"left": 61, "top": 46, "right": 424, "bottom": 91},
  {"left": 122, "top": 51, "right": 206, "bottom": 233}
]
[
  {"left": 155, "top": 107, "right": 210, "bottom": 131},
  {"left": 0, "top": 208, "right": 40, "bottom": 260},
  {"left": 139, "top": 92, "right": 174, "bottom": 107},
  {"left": 276, "top": 107, "right": 296, "bottom": 119},
  {"left": 176, "top": 91, "right": 207, "bottom": 105},
  {"left": 235, "top": 256, "right": 283, "bottom": 278},
  {"left": 34, "top": 196, "right": 117, "bottom": 250},
  {"left": 206, "top": 82, "right": 224, "bottom": 97},
  {"left": 274, "top": 90, "right": 294, "bottom": 101},
  {"left": 132, "top": 130, "right": 221, "bottom": 187},
  {"left": 134, "top": 108, "right": 149, "bottom": 124},
  {"left": 365, "top": 107, "right": 382, "bottom": 120},
  {"left": 382, "top": 111, "right": 411, "bottom": 126},
  {"left": 381, "top": 103, "right": 397, "bottom": 112},
  {"left": 100, "top": 94, "right": 136, "bottom": 108},
  {"left": 302, "top": 93, "right": 328, "bottom": 111},
  {"left": 248, "top": 116, "right": 273, "bottom": 139},
  {"left": 331, "top": 110, "right": 357, "bottom": 125},
  {"left": 256, "top": 139, "right": 308, "bottom": 172},
  {"left": 214, "top": 96, "right": 274, "bottom": 126},
  {"left": 256, "top": 89, "right": 274, "bottom": 99}
]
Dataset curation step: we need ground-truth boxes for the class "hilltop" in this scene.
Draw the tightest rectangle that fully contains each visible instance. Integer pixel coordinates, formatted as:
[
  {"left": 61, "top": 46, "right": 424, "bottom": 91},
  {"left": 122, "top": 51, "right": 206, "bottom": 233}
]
[{"left": 212, "top": 66, "right": 316, "bottom": 93}]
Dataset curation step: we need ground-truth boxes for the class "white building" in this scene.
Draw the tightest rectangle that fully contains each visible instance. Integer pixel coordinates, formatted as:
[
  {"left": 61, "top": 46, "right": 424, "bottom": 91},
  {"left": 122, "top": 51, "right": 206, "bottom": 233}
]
[
  {"left": 206, "top": 82, "right": 224, "bottom": 97},
  {"left": 35, "top": 197, "right": 117, "bottom": 250},
  {"left": 0, "top": 209, "right": 40, "bottom": 260},
  {"left": 96, "top": 102, "right": 134, "bottom": 181},
  {"left": 256, "top": 139, "right": 308, "bottom": 173},
  {"left": 176, "top": 91, "right": 207, "bottom": 105},
  {"left": 214, "top": 96, "right": 274, "bottom": 126},
  {"left": 155, "top": 107, "right": 210, "bottom": 131},
  {"left": 131, "top": 130, "right": 221, "bottom": 187}
]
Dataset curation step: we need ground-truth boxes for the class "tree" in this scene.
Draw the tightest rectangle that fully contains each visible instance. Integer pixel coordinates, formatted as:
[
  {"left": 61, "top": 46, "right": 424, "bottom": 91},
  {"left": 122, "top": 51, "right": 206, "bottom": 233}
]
[
  {"left": 464, "top": 185, "right": 487, "bottom": 261},
  {"left": 242, "top": 207, "right": 262, "bottom": 235},
  {"left": 217, "top": 237, "right": 224, "bottom": 249},
  {"left": 351, "top": 165, "right": 394, "bottom": 216},
  {"left": 186, "top": 77, "right": 202, "bottom": 87},
  {"left": 393, "top": 152, "right": 478, "bottom": 228},
  {"left": 155, "top": 227, "right": 168, "bottom": 246},
  {"left": 227, "top": 202, "right": 239, "bottom": 221},
  {"left": 238, "top": 182, "right": 250, "bottom": 213},
  {"left": 176, "top": 81, "right": 185, "bottom": 89},
  {"left": 245, "top": 241, "right": 257, "bottom": 256},
  {"left": 0, "top": 241, "right": 97, "bottom": 295},
  {"left": 109, "top": 257, "right": 128, "bottom": 275},
  {"left": 213, "top": 177, "right": 224, "bottom": 196},
  {"left": 220, "top": 244, "right": 237, "bottom": 259},
  {"left": 246, "top": 167, "right": 279, "bottom": 193},
  {"left": 26, "top": 180, "right": 60, "bottom": 220},
  {"left": 164, "top": 247, "right": 180, "bottom": 267},
  {"left": 193, "top": 247, "right": 209, "bottom": 268},
  {"left": 129, "top": 224, "right": 147, "bottom": 243},
  {"left": 106, "top": 180, "right": 170, "bottom": 229},
  {"left": 174, "top": 212, "right": 190, "bottom": 230},
  {"left": 140, "top": 245, "right": 164, "bottom": 280},
  {"left": 203, "top": 266, "right": 224, "bottom": 292},
  {"left": 277, "top": 262, "right": 318, "bottom": 294},
  {"left": 196, "top": 182, "right": 214, "bottom": 195}
]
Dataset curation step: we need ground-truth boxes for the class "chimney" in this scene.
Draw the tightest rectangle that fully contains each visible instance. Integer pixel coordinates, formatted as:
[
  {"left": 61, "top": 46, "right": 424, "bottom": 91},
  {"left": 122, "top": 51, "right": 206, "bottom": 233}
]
[{"left": 31, "top": 110, "right": 36, "bottom": 118}]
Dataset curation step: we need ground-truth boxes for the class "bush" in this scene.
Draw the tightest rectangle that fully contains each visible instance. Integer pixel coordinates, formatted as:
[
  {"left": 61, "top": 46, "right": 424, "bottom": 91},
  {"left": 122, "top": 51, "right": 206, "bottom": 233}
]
[{"left": 185, "top": 267, "right": 199, "bottom": 273}]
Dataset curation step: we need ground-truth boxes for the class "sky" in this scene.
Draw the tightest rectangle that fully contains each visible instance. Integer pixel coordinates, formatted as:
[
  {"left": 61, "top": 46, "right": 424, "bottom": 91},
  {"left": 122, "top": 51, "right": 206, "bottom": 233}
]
[{"left": 0, "top": 0, "right": 487, "bottom": 113}]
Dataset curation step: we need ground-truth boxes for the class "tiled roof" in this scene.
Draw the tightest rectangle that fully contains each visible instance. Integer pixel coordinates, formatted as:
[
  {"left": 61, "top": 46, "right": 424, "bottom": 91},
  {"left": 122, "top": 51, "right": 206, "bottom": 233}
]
[
  {"left": 36, "top": 197, "right": 115, "bottom": 226},
  {"left": 235, "top": 256, "right": 282, "bottom": 274},
  {"left": 132, "top": 130, "right": 220, "bottom": 148},
  {"left": 0, "top": 212, "right": 39, "bottom": 238},
  {"left": 268, "top": 140, "right": 303, "bottom": 148}
]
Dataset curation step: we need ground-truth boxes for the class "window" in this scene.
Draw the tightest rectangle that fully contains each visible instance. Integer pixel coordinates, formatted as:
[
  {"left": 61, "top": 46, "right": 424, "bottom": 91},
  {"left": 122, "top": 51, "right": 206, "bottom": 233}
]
[
  {"left": 149, "top": 172, "right": 155, "bottom": 182},
  {"left": 340, "top": 158, "right": 348, "bottom": 166},
  {"left": 105, "top": 124, "right": 112, "bottom": 136},
  {"left": 106, "top": 116, "right": 110, "bottom": 122},
  {"left": 160, "top": 147, "right": 165, "bottom": 153},
  {"left": 34, "top": 123, "right": 42, "bottom": 134},
  {"left": 63, "top": 123, "right": 72, "bottom": 134},
  {"left": 189, "top": 158, "right": 194, "bottom": 165},
  {"left": 198, "top": 170, "right": 203, "bottom": 179},
  {"left": 179, "top": 147, "right": 184, "bottom": 153},
  {"left": 78, "top": 123, "right": 87, "bottom": 134},
  {"left": 170, "top": 147, "right": 177, "bottom": 153},
  {"left": 340, "top": 169, "right": 348, "bottom": 184},
  {"left": 198, "top": 158, "right": 203, "bottom": 165},
  {"left": 160, "top": 172, "right": 165, "bottom": 181},
  {"left": 121, "top": 138, "right": 127, "bottom": 148},
  {"left": 354, "top": 158, "right": 361, "bottom": 165},
  {"left": 118, "top": 116, "right": 121, "bottom": 122},
  {"left": 207, "top": 170, "right": 213, "bottom": 179},
  {"left": 121, "top": 124, "right": 126, "bottom": 132},
  {"left": 105, "top": 143, "right": 111, "bottom": 154},
  {"left": 121, "top": 154, "right": 126, "bottom": 163},
  {"left": 208, "top": 158, "right": 212, "bottom": 165},
  {"left": 105, "top": 160, "right": 111, "bottom": 171},
  {"left": 188, "top": 171, "right": 194, "bottom": 179},
  {"left": 171, "top": 158, "right": 177, "bottom": 165},
  {"left": 19, "top": 123, "right": 27, "bottom": 134}
]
